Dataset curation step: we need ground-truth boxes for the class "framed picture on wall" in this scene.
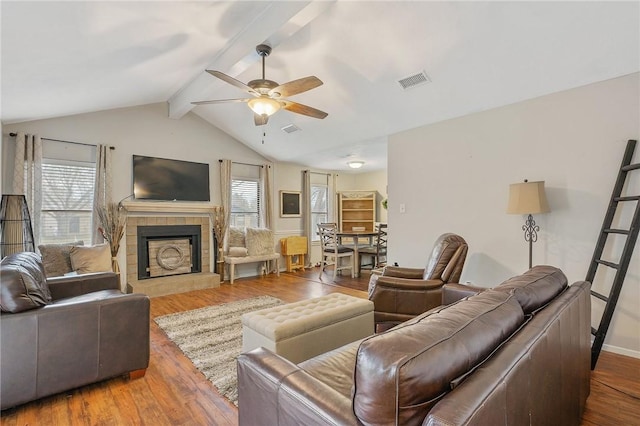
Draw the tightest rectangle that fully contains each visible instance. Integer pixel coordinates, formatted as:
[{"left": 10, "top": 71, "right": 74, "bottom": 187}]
[{"left": 280, "top": 191, "right": 301, "bottom": 217}]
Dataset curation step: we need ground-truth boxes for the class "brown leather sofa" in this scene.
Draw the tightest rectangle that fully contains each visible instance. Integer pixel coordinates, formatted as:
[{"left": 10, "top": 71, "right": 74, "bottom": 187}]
[
  {"left": 237, "top": 265, "right": 591, "bottom": 426},
  {"left": 0, "top": 252, "right": 150, "bottom": 410},
  {"left": 368, "top": 233, "right": 469, "bottom": 328}
]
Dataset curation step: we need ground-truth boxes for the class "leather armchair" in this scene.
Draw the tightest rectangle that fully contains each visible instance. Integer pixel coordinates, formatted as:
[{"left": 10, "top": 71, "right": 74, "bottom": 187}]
[
  {"left": 368, "top": 233, "right": 469, "bottom": 327},
  {"left": 0, "top": 252, "right": 150, "bottom": 410}
]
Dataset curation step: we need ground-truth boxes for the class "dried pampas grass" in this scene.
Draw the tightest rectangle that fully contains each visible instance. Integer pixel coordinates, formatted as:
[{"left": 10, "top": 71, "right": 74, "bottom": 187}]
[{"left": 96, "top": 202, "right": 127, "bottom": 272}]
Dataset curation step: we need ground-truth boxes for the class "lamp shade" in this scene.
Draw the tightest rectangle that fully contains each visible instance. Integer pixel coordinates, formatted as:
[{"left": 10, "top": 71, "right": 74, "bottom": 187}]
[{"left": 507, "top": 181, "right": 550, "bottom": 215}]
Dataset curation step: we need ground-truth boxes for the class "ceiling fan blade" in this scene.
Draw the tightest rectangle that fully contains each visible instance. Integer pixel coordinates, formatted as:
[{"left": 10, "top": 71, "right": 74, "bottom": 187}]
[
  {"left": 254, "top": 114, "right": 269, "bottom": 126},
  {"left": 191, "top": 98, "right": 250, "bottom": 105},
  {"left": 282, "top": 100, "right": 328, "bottom": 119},
  {"left": 269, "top": 76, "right": 323, "bottom": 98},
  {"left": 206, "top": 70, "right": 259, "bottom": 97}
]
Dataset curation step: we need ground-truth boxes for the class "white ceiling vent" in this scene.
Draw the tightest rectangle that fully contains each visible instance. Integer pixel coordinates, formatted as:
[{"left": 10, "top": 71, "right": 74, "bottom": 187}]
[
  {"left": 397, "top": 71, "right": 431, "bottom": 90},
  {"left": 281, "top": 124, "right": 300, "bottom": 134}
]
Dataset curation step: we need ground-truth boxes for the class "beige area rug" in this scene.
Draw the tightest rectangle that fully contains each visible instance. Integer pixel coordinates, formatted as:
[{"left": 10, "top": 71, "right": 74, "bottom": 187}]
[{"left": 154, "top": 296, "right": 283, "bottom": 405}]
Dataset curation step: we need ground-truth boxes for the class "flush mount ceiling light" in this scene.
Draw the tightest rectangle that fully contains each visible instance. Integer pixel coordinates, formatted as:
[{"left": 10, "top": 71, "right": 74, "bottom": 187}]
[{"left": 347, "top": 161, "right": 365, "bottom": 169}]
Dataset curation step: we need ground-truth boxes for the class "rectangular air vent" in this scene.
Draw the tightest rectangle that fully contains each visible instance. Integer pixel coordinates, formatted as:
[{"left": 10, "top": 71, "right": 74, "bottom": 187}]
[
  {"left": 398, "top": 71, "right": 431, "bottom": 90},
  {"left": 281, "top": 124, "right": 300, "bottom": 134}
]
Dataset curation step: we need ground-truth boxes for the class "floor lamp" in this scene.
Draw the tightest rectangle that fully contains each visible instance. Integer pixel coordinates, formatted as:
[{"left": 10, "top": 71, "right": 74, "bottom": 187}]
[
  {"left": 0, "top": 194, "right": 36, "bottom": 258},
  {"left": 506, "top": 180, "right": 550, "bottom": 269}
]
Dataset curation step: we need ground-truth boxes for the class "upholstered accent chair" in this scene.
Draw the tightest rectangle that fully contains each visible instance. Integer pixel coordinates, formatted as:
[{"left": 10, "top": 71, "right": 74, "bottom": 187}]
[{"left": 367, "top": 232, "right": 468, "bottom": 329}]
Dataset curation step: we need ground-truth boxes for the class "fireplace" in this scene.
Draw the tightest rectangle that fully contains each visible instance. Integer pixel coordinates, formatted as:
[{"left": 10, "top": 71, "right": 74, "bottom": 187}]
[
  {"left": 137, "top": 225, "right": 202, "bottom": 280},
  {"left": 123, "top": 202, "right": 220, "bottom": 298}
]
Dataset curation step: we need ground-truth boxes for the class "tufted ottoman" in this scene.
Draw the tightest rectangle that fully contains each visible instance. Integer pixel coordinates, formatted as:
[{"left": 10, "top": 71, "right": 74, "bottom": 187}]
[{"left": 241, "top": 293, "right": 374, "bottom": 363}]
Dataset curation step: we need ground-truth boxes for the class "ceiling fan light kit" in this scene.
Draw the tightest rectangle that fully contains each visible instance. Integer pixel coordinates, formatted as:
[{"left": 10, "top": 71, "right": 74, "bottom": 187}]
[
  {"left": 248, "top": 97, "right": 281, "bottom": 116},
  {"left": 193, "top": 44, "right": 328, "bottom": 126}
]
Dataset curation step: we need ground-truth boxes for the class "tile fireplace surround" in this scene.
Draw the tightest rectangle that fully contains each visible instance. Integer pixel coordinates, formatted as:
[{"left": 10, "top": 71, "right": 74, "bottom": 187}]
[{"left": 123, "top": 201, "right": 220, "bottom": 297}]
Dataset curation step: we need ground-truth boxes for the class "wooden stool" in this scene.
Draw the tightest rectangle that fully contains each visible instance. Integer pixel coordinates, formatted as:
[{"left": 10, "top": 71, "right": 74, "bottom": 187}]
[{"left": 280, "top": 236, "right": 307, "bottom": 272}]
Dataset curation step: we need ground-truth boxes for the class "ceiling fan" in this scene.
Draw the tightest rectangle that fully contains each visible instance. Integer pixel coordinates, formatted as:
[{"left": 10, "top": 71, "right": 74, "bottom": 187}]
[{"left": 192, "top": 44, "right": 328, "bottom": 126}]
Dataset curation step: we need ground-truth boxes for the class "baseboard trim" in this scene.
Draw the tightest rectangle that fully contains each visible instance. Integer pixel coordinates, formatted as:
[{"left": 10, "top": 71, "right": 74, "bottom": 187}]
[{"left": 602, "top": 343, "right": 640, "bottom": 359}]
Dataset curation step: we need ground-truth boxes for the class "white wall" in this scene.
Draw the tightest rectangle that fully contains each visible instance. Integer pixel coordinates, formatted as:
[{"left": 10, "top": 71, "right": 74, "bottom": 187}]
[{"left": 388, "top": 72, "right": 640, "bottom": 357}]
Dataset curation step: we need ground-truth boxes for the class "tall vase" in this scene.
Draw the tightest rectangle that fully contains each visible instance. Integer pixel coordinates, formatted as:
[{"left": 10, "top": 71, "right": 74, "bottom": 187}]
[
  {"left": 111, "top": 256, "right": 122, "bottom": 289},
  {"left": 216, "top": 244, "right": 225, "bottom": 280}
]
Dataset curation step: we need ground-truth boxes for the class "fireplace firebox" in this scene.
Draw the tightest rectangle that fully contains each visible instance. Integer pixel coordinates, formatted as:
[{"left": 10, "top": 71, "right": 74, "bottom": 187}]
[{"left": 137, "top": 225, "right": 201, "bottom": 280}]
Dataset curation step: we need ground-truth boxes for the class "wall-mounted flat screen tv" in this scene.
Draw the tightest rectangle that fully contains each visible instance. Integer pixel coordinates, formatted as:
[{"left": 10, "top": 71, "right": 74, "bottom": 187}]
[{"left": 133, "top": 155, "right": 210, "bottom": 201}]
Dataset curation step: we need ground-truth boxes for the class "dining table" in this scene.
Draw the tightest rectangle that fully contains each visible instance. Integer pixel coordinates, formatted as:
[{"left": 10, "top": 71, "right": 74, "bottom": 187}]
[{"left": 336, "top": 230, "right": 378, "bottom": 278}]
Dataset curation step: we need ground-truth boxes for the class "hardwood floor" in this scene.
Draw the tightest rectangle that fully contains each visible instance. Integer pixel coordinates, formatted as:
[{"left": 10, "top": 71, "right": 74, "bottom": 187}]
[{"left": 1, "top": 269, "right": 638, "bottom": 425}]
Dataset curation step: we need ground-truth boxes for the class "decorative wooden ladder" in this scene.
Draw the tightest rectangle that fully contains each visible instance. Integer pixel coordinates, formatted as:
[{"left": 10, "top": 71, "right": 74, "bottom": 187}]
[{"left": 587, "top": 139, "right": 639, "bottom": 369}]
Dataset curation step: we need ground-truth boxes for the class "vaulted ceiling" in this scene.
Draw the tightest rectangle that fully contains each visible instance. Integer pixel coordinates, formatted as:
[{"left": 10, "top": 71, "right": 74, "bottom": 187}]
[{"left": 2, "top": 1, "right": 638, "bottom": 171}]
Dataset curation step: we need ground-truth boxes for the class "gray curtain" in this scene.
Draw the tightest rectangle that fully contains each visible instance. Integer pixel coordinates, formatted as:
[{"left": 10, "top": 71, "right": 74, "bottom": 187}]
[
  {"left": 12, "top": 133, "right": 42, "bottom": 245},
  {"left": 261, "top": 164, "right": 273, "bottom": 229},
  {"left": 220, "top": 159, "right": 232, "bottom": 251},
  {"left": 303, "top": 170, "right": 312, "bottom": 267},
  {"left": 92, "top": 145, "right": 113, "bottom": 244}
]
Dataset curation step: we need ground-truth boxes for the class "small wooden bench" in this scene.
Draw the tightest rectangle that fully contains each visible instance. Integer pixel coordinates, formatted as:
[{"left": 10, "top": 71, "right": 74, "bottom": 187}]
[{"left": 224, "top": 253, "right": 280, "bottom": 284}]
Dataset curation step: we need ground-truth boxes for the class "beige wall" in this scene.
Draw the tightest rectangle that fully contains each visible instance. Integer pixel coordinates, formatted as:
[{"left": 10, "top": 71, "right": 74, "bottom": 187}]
[
  {"left": 2, "top": 102, "right": 267, "bottom": 199},
  {"left": 351, "top": 170, "right": 388, "bottom": 223},
  {"left": 270, "top": 164, "right": 388, "bottom": 266},
  {"left": 1, "top": 105, "right": 387, "bottom": 279},
  {"left": 1, "top": 103, "right": 269, "bottom": 281},
  {"left": 388, "top": 72, "right": 640, "bottom": 357}
]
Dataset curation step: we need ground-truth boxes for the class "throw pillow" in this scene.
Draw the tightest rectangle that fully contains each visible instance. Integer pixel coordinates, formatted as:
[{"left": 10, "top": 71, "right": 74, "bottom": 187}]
[
  {"left": 228, "top": 246, "right": 249, "bottom": 257},
  {"left": 38, "top": 240, "right": 84, "bottom": 277},
  {"left": 70, "top": 243, "right": 113, "bottom": 274},
  {"left": 0, "top": 252, "right": 52, "bottom": 313},
  {"left": 245, "top": 228, "right": 274, "bottom": 256},
  {"left": 229, "top": 226, "right": 246, "bottom": 248}
]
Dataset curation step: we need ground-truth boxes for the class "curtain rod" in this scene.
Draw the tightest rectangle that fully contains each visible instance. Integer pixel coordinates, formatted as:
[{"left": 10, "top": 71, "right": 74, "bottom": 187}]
[
  {"left": 9, "top": 133, "right": 115, "bottom": 150},
  {"left": 219, "top": 159, "right": 263, "bottom": 168}
]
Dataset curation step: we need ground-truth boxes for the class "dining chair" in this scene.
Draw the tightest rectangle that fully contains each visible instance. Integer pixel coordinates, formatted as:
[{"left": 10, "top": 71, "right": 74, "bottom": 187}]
[
  {"left": 359, "top": 223, "right": 387, "bottom": 270},
  {"left": 317, "top": 223, "right": 355, "bottom": 281}
]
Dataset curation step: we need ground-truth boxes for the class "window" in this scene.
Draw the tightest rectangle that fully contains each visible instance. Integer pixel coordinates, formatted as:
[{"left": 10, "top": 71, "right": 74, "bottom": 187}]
[
  {"left": 40, "top": 159, "right": 96, "bottom": 244},
  {"left": 310, "top": 184, "right": 328, "bottom": 241},
  {"left": 230, "top": 178, "right": 260, "bottom": 228}
]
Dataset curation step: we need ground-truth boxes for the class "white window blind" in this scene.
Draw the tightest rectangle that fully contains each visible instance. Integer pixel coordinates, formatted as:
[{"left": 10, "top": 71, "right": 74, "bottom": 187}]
[
  {"left": 231, "top": 178, "right": 260, "bottom": 228},
  {"left": 40, "top": 159, "right": 96, "bottom": 244},
  {"left": 310, "top": 184, "right": 328, "bottom": 241}
]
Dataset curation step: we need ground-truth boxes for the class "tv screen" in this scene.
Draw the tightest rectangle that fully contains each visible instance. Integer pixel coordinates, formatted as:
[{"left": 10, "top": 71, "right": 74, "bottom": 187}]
[{"left": 133, "top": 155, "right": 210, "bottom": 201}]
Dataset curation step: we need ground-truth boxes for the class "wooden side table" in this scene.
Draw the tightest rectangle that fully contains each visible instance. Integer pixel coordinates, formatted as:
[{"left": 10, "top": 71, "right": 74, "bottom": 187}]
[{"left": 280, "top": 236, "right": 307, "bottom": 272}]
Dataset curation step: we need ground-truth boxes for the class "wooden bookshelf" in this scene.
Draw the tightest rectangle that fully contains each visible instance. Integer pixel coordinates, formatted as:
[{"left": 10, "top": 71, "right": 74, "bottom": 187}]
[{"left": 338, "top": 191, "right": 376, "bottom": 232}]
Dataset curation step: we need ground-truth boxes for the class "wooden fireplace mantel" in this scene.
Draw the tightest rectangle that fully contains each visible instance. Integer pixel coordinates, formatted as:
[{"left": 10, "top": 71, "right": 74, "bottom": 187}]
[{"left": 121, "top": 200, "right": 220, "bottom": 215}]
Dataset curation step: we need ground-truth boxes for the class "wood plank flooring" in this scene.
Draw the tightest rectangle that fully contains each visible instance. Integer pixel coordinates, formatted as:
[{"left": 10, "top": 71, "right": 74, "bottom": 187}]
[{"left": 1, "top": 269, "right": 639, "bottom": 425}]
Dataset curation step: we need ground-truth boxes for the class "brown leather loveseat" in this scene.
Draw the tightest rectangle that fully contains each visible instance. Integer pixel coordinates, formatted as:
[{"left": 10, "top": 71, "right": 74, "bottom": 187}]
[
  {"left": 237, "top": 266, "right": 591, "bottom": 425},
  {"left": 0, "top": 252, "right": 150, "bottom": 410}
]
